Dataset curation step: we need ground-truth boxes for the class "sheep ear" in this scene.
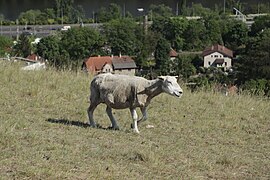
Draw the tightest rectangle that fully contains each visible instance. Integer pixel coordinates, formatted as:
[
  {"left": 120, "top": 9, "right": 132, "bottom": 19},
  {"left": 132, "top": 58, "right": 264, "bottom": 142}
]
[{"left": 158, "top": 76, "right": 166, "bottom": 81}]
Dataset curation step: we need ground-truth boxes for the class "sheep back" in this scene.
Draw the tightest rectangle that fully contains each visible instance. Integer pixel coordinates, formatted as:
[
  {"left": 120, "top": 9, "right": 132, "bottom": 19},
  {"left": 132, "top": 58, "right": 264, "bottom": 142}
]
[{"left": 90, "top": 73, "right": 149, "bottom": 109}]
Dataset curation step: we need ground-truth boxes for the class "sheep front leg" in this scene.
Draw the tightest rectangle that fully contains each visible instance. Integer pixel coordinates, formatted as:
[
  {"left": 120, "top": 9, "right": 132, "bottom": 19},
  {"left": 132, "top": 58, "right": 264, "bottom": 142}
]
[
  {"left": 130, "top": 108, "right": 139, "bottom": 133},
  {"left": 106, "top": 106, "right": 119, "bottom": 130}
]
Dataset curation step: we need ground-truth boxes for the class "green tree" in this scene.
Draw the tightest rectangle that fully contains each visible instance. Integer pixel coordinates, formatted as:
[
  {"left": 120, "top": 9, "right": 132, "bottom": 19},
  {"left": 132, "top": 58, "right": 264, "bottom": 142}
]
[
  {"left": 37, "top": 35, "right": 61, "bottom": 67},
  {"left": 13, "top": 34, "right": 33, "bottom": 57},
  {"left": 203, "top": 13, "right": 223, "bottom": 46},
  {"left": 154, "top": 37, "right": 170, "bottom": 75},
  {"left": 237, "top": 29, "right": 270, "bottom": 82},
  {"left": 18, "top": 10, "right": 42, "bottom": 25},
  {"left": 250, "top": 15, "right": 270, "bottom": 36},
  {"left": 183, "top": 20, "right": 206, "bottom": 51},
  {"left": 223, "top": 20, "right": 248, "bottom": 50},
  {"left": 149, "top": 4, "right": 173, "bottom": 20},
  {"left": 165, "top": 17, "right": 189, "bottom": 51},
  {"left": 0, "top": 35, "right": 12, "bottom": 57},
  {"left": 103, "top": 18, "right": 141, "bottom": 56},
  {"left": 61, "top": 27, "right": 105, "bottom": 60},
  {"left": 97, "top": 3, "right": 122, "bottom": 23},
  {"left": 175, "top": 55, "right": 196, "bottom": 79}
]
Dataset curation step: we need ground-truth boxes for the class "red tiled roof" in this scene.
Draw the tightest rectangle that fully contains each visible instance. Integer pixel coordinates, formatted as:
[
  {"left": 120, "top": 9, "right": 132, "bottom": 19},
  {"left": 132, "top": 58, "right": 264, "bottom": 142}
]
[
  {"left": 169, "top": 49, "right": 178, "bottom": 57},
  {"left": 84, "top": 56, "right": 112, "bottom": 73},
  {"left": 83, "top": 55, "right": 137, "bottom": 73},
  {"left": 202, "top": 44, "right": 233, "bottom": 58}
]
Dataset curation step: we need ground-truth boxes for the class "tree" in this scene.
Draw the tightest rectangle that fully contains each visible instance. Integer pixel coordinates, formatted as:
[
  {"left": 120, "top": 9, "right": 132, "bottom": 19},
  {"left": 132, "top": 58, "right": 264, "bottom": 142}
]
[
  {"left": 237, "top": 29, "right": 270, "bottom": 82},
  {"left": 0, "top": 35, "right": 12, "bottom": 57},
  {"left": 61, "top": 27, "right": 105, "bottom": 60},
  {"left": 223, "top": 20, "right": 248, "bottom": 50},
  {"left": 13, "top": 34, "right": 33, "bottom": 57},
  {"left": 97, "top": 3, "right": 122, "bottom": 23},
  {"left": 154, "top": 37, "right": 171, "bottom": 75},
  {"left": 250, "top": 15, "right": 270, "bottom": 36},
  {"left": 175, "top": 55, "right": 196, "bottom": 79},
  {"left": 36, "top": 35, "right": 61, "bottom": 67},
  {"left": 103, "top": 18, "right": 141, "bottom": 56},
  {"left": 18, "top": 10, "right": 42, "bottom": 25},
  {"left": 202, "top": 13, "right": 223, "bottom": 46},
  {"left": 149, "top": 4, "right": 173, "bottom": 21},
  {"left": 183, "top": 20, "right": 206, "bottom": 51}
]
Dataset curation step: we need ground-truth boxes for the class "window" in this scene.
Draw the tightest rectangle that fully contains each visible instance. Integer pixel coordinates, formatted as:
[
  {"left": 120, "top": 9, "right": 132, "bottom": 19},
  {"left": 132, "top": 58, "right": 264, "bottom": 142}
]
[
  {"left": 225, "top": 62, "right": 227, "bottom": 66},
  {"left": 214, "top": 55, "right": 218, "bottom": 57},
  {"left": 208, "top": 61, "right": 211, "bottom": 66}
]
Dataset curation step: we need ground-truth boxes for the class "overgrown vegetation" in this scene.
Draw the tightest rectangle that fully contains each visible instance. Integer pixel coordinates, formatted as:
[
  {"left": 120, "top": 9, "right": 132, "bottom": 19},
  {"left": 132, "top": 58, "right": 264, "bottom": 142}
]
[
  {"left": 0, "top": 62, "right": 269, "bottom": 179},
  {"left": 0, "top": 2, "right": 270, "bottom": 95}
]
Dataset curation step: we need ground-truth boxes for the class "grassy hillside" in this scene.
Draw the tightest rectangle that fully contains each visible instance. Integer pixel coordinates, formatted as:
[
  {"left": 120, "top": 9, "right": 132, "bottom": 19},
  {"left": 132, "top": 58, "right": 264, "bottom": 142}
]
[{"left": 0, "top": 61, "right": 269, "bottom": 179}]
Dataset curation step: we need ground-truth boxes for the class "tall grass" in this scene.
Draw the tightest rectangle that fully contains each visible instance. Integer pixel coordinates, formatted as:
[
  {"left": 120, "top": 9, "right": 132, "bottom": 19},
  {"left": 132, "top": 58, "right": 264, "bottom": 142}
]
[{"left": 0, "top": 61, "right": 269, "bottom": 179}]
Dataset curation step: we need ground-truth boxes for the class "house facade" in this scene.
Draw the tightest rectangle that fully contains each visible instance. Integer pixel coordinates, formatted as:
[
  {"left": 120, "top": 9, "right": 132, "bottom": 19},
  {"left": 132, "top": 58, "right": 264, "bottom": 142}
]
[
  {"left": 202, "top": 44, "right": 233, "bottom": 71},
  {"left": 82, "top": 55, "right": 137, "bottom": 76}
]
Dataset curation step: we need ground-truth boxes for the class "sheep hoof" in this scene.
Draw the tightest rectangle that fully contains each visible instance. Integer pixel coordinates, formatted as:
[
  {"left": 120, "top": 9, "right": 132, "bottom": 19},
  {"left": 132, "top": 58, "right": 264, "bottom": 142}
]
[
  {"left": 108, "top": 126, "right": 120, "bottom": 131},
  {"left": 89, "top": 123, "right": 97, "bottom": 128}
]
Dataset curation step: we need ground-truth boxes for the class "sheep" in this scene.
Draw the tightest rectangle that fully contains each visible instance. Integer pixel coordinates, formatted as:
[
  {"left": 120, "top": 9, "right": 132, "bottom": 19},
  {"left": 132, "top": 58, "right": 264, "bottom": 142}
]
[{"left": 87, "top": 73, "right": 183, "bottom": 133}]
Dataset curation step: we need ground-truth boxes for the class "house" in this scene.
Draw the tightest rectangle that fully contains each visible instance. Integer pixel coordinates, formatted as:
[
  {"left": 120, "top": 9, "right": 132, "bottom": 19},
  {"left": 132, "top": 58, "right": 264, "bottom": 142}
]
[
  {"left": 82, "top": 55, "right": 137, "bottom": 76},
  {"left": 202, "top": 44, "right": 233, "bottom": 71}
]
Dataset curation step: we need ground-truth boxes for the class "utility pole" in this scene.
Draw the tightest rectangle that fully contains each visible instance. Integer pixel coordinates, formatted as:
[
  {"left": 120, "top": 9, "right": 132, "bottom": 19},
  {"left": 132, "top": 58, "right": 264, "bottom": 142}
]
[
  {"left": 176, "top": 2, "right": 179, "bottom": 16},
  {"left": 223, "top": 0, "right": 226, "bottom": 14}
]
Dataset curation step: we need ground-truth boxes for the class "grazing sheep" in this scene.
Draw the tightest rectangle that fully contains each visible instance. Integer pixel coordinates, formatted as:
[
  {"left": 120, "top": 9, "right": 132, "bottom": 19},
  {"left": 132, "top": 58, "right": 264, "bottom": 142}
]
[{"left": 87, "top": 73, "right": 183, "bottom": 133}]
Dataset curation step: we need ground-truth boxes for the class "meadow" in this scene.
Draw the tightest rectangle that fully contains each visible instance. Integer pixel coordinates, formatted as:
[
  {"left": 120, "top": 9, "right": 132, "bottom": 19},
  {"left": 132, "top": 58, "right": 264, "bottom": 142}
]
[{"left": 0, "top": 61, "right": 269, "bottom": 179}]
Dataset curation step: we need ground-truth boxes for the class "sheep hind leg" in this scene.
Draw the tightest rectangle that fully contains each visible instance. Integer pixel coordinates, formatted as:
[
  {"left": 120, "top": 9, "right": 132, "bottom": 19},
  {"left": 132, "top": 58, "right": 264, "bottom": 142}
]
[
  {"left": 87, "top": 103, "right": 99, "bottom": 128},
  {"left": 106, "top": 106, "right": 119, "bottom": 130},
  {"left": 130, "top": 108, "right": 139, "bottom": 133},
  {"left": 137, "top": 107, "right": 147, "bottom": 126}
]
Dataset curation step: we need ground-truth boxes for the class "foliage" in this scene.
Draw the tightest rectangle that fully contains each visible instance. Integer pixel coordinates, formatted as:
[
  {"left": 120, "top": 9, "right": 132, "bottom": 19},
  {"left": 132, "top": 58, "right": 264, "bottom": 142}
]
[
  {"left": 149, "top": 4, "right": 173, "bottom": 20},
  {"left": 237, "top": 29, "right": 270, "bottom": 82},
  {"left": 223, "top": 20, "right": 249, "bottom": 50},
  {"left": 0, "top": 35, "right": 12, "bottom": 57},
  {"left": 175, "top": 55, "right": 196, "bottom": 78},
  {"left": 37, "top": 27, "right": 104, "bottom": 69},
  {"left": 154, "top": 37, "right": 170, "bottom": 75},
  {"left": 241, "top": 79, "right": 270, "bottom": 96},
  {"left": 250, "top": 15, "right": 270, "bottom": 36},
  {"left": 103, "top": 18, "right": 141, "bottom": 56},
  {"left": 97, "top": 3, "right": 122, "bottom": 23},
  {"left": 183, "top": 20, "right": 206, "bottom": 51},
  {"left": 18, "top": 9, "right": 42, "bottom": 25},
  {"left": 13, "top": 34, "right": 33, "bottom": 57}
]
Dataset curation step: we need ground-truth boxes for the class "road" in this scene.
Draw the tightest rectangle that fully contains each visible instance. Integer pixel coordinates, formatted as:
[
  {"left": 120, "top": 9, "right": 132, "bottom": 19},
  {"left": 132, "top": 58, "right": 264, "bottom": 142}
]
[{"left": 0, "top": 23, "right": 102, "bottom": 38}]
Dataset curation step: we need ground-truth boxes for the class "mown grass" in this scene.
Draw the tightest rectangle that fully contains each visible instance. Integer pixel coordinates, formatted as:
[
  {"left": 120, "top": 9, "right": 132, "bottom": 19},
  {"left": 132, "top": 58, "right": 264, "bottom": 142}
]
[{"left": 0, "top": 61, "right": 269, "bottom": 179}]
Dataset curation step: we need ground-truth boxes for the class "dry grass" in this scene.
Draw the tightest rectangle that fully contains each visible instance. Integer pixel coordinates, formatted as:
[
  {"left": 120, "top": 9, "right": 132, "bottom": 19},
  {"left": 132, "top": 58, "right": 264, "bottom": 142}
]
[{"left": 0, "top": 61, "right": 269, "bottom": 179}]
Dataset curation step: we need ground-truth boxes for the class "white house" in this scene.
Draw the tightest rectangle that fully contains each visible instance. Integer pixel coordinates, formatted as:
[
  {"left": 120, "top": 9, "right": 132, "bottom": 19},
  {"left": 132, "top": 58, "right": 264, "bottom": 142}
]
[{"left": 202, "top": 44, "right": 233, "bottom": 71}]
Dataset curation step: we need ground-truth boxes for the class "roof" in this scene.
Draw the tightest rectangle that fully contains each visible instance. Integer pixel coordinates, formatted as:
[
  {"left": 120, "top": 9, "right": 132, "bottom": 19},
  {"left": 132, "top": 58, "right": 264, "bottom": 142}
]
[
  {"left": 202, "top": 44, "right": 233, "bottom": 58},
  {"left": 26, "top": 54, "right": 44, "bottom": 61},
  {"left": 169, "top": 49, "right": 178, "bottom": 57},
  {"left": 112, "top": 56, "right": 137, "bottom": 69},
  {"left": 83, "top": 56, "right": 112, "bottom": 72},
  {"left": 83, "top": 55, "right": 137, "bottom": 72},
  {"left": 214, "top": 58, "right": 224, "bottom": 64}
]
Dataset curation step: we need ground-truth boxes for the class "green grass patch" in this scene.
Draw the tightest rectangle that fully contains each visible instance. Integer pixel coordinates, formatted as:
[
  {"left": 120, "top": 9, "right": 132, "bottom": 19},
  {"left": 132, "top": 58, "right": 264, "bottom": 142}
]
[{"left": 0, "top": 61, "right": 269, "bottom": 179}]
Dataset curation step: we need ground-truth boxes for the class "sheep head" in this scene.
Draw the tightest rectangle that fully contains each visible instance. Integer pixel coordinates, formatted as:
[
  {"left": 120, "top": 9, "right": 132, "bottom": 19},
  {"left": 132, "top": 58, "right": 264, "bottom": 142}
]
[{"left": 158, "top": 76, "right": 183, "bottom": 98}]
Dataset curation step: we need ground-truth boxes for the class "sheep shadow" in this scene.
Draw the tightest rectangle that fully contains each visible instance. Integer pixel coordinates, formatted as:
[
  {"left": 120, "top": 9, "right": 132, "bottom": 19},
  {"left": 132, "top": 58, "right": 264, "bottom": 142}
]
[{"left": 46, "top": 118, "right": 115, "bottom": 130}]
